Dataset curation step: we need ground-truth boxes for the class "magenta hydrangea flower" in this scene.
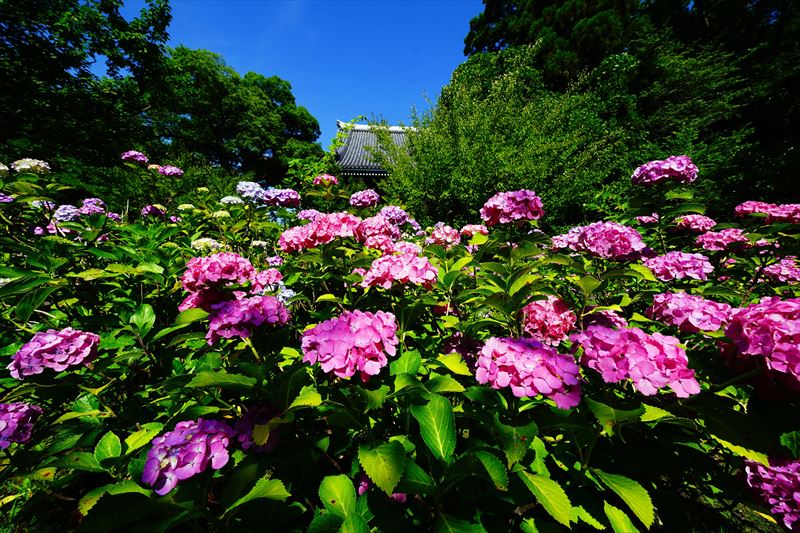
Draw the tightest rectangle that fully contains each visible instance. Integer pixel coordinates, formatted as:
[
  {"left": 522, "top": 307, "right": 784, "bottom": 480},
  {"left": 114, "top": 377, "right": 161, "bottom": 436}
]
[
  {"left": 442, "top": 331, "right": 483, "bottom": 370},
  {"left": 696, "top": 228, "right": 749, "bottom": 251},
  {"left": 635, "top": 213, "right": 660, "bottom": 225},
  {"left": 461, "top": 224, "right": 489, "bottom": 237},
  {"left": 643, "top": 251, "right": 714, "bottom": 281},
  {"left": 764, "top": 257, "right": 800, "bottom": 284},
  {"left": 646, "top": 292, "right": 732, "bottom": 333},
  {"left": 475, "top": 337, "right": 581, "bottom": 409},
  {"left": 266, "top": 255, "right": 283, "bottom": 267},
  {"left": 552, "top": 222, "right": 647, "bottom": 260},
  {"left": 313, "top": 174, "right": 338, "bottom": 186},
  {"left": 631, "top": 155, "right": 698, "bottom": 186},
  {"left": 364, "top": 234, "right": 396, "bottom": 254},
  {"left": 142, "top": 418, "right": 234, "bottom": 496},
  {"left": 521, "top": 296, "right": 577, "bottom": 345},
  {"left": 121, "top": 150, "right": 148, "bottom": 164},
  {"left": 355, "top": 215, "right": 401, "bottom": 243},
  {"left": 251, "top": 268, "right": 283, "bottom": 293},
  {"left": 572, "top": 326, "right": 700, "bottom": 397},
  {"left": 158, "top": 165, "right": 184, "bottom": 177},
  {"left": 361, "top": 253, "right": 438, "bottom": 290},
  {"left": 265, "top": 188, "right": 301, "bottom": 208},
  {"left": 181, "top": 252, "right": 255, "bottom": 293},
  {"left": 350, "top": 189, "right": 381, "bottom": 208},
  {"left": 480, "top": 190, "right": 544, "bottom": 226},
  {"left": 425, "top": 223, "right": 460, "bottom": 249},
  {"left": 301, "top": 310, "right": 398, "bottom": 381},
  {"left": 725, "top": 297, "right": 800, "bottom": 383},
  {"left": 8, "top": 328, "right": 100, "bottom": 379},
  {"left": 279, "top": 212, "right": 362, "bottom": 253},
  {"left": 379, "top": 205, "right": 409, "bottom": 226},
  {"left": 0, "top": 403, "right": 42, "bottom": 449},
  {"left": 674, "top": 214, "right": 716, "bottom": 233},
  {"left": 233, "top": 405, "right": 279, "bottom": 453},
  {"left": 735, "top": 201, "right": 800, "bottom": 224},
  {"left": 584, "top": 309, "right": 628, "bottom": 329},
  {"left": 206, "top": 295, "right": 290, "bottom": 344},
  {"left": 745, "top": 459, "right": 800, "bottom": 531}
]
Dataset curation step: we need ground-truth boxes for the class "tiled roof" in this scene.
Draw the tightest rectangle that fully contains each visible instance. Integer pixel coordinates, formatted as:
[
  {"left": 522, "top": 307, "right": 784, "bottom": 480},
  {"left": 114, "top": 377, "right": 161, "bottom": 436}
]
[{"left": 335, "top": 122, "right": 410, "bottom": 175}]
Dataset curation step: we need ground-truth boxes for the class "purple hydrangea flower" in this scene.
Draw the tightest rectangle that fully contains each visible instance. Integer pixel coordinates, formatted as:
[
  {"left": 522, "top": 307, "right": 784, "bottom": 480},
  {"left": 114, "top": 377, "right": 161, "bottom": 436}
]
[
  {"left": 158, "top": 165, "right": 184, "bottom": 177},
  {"left": 53, "top": 204, "right": 80, "bottom": 222},
  {"left": 379, "top": 205, "right": 409, "bottom": 226},
  {"left": 350, "top": 189, "right": 381, "bottom": 208},
  {"left": 631, "top": 155, "right": 698, "bottom": 186},
  {"left": 264, "top": 188, "right": 301, "bottom": 208},
  {"left": 297, "top": 209, "right": 321, "bottom": 221},
  {"left": 142, "top": 419, "right": 234, "bottom": 496},
  {"left": 121, "top": 150, "right": 148, "bottom": 164},
  {"left": 0, "top": 193, "right": 14, "bottom": 203},
  {"left": 266, "top": 255, "right": 283, "bottom": 267},
  {"left": 141, "top": 205, "right": 165, "bottom": 217},
  {"left": 236, "top": 181, "right": 267, "bottom": 203},
  {"left": 745, "top": 459, "right": 800, "bottom": 531},
  {"left": 79, "top": 198, "right": 106, "bottom": 216},
  {"left": 206, "top": 296, "right": 290, "bottom": 345},
  {"left": 8, "top": 327, "right": 100, "bottom": 379},
  {"left": 0, "top": 402, "right": 42, "bottom": 449},
  {"left": 233, "top": 405, "right": 280, "bottom": 453}
]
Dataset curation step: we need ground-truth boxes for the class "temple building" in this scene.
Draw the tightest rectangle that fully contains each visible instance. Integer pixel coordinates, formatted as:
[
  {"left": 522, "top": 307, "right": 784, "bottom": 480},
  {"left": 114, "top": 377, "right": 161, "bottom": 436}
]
[{"left": 334, "top": 121, "right": 411, "bottom": 181}]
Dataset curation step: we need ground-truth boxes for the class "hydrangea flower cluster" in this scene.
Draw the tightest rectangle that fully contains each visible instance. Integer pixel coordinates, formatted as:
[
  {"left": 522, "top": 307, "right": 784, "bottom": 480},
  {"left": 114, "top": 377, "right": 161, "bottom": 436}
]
[
  {"left": 79, "top": 198, "right": 106, "bottom": 216},
  {"left": 360, "top": 253, "right": 438, "bottom": 289},
  {"left": 0, "top": 192, "right": 13, "bottom": 203},
  {"left": 355, "top": 215, "right": 401, "bottom": 242},
  {"left": 735, "top": 201, "right": 800, "bottom": 224},
  {"left": 297, "top": 209, "right": 321, "bottom": 221},
  {"left": 552, "top": 221, "right": 647, "bottom": 260},
  {"left": 158, "top": 165, "right": 184, "bottom": 177},
  {"left": 233, "top": 405, "right": 279, "bottom": 453},
  {"left": 635, "top": 213, "right": 660, "bottom": 225},
  {"left": 763, "top": 257, "right": 800, "bottom": 284},
  {"left": 0, "top": 402, "right": 42, "bottom": 449},
  {"left": 121, "top": 150, "right": 148, "bottom": 164},
  {"left": 219, "top": 195, "right": 243, "bottom": 205},
  {"left": 696, "top": 228, "right": 749, "bottom": 251},
  {"left": 643, "top": 251, "right": 714, "bottom": 281},
  {"left": 584, "top": 309, "right": 628, "bottom": 329},
  {"left": 520, "top": 296, "right": 577, "bottom": 345},
  {"left": 54, "top": 204, "right": 80, "bottom": 222},
  {"left": 631, "top": 155, "right": 698, "bottom": 185},
  {"left": 674, "top": 214, "right": 716, "bottom": 232},
  {"left": 364, "top": 235, "right": 396, "bottom": 254},
  {"left": 181, "top": 252, "right": 255, "bottom": 293},
  {"left": 646, "top": 292, "right": 732, "bottom": 333},
  {"left": 142, "top": 418, "right": 234, "bottom": 495},
  {"left": 725, "top": 297, "right": 800, "bottom": 383},
  {"left": 279, "top": 212, "right": 362, "bottom": 252},
  {"left": 8, "top": 327, "right": 100, "bottom": 379},
  {"left": 475, "top": 337, "right": 581, "bottom": 409},
  {"left": 350, "top": 189, "right": 381, "bottom": 208},
  {"left": 480, "top": 190, "right": 544, "bottom": 226},
  {"left": 141, "top": 204, "right": 166, "bottom": 217},
  {"left": 572, "top": 326, "right": 700, "bottom": 397},
  {"left": 393, "top": 241, "right": 422, "bottom": 255},
  {"left": 301, "top": 310, "right": 398, "bottom": 380},
  {"left": 425, "top": 223, "right": 460, "bottom": 249},
  {"left": 205, "top": 295, "right": 289, "bottom": 344},
  {"left": 313, "top": 174, "right": 338, "bottom": 186},
  {"left": 461, "top": 224, "right": 489, "bottom": 237},
  {"left": 190, "top": 238, "right": 222, "bottom": 252},
  {"left": 266, "top": 255, "right": 283, "bottom": 266},
  {"left": 264, "top": 188, "right": 301, "bottom": 208},
  {"left": 744, "top": 459, "right": 800, "bottom": 531},
  {"left": 236, "top": 181, "right": 267, "bottom": 202},
  {"left": 11, "top": 158, "right": 50, "bottom": 174},
  {"left": 379, "top": 205, "right": 409, "bottom": 226}
]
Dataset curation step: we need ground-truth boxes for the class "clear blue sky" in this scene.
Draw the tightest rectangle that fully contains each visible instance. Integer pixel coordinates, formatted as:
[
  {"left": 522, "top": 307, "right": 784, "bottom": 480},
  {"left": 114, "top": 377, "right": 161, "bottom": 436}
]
[{"left": 123, "top": 0, "right": 484, "bottom": 148}]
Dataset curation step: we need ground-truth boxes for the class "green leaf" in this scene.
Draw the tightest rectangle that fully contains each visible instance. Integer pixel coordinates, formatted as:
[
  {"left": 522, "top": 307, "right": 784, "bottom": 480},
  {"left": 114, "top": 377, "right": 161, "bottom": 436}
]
[
  {"left": 640, "top": 405, "right": 672, "bottom": 423},
  {"left": 318, "top": 475, "right": 356, "bottom": 520},
  {"left": 78, "top": 481, "right": 151, "bottom": 516},
  {"left": 125, "top": 423, "right": 164, "bottom": 454},
  {"left": 575, "top": 275, "right": 602, "bottom": 295},
  {"left": 517, "top": 471, "right": 572, "bottom": 527},
  {"left": 595, "top": 471, "right": 654, "bottom": 529},
  {"left": 94, "top": 431, "right": 122, "bottom": 462},
  {"left": 316, "top": 293, "right": 342, "bottom": 304},
  {"left": 15, "top": 285, "right": 59, "bottom": 323},
  {"left": 59, "top": 452, "right": 106, "bottom": 473},
  {"left": 390, "top": 349, "right": 421, "bottom": 375},
  {"left": 130, "top": 303, "right": 156, "bottom": 338},
  {"left": 186, "top": 371, "right": 255, "bottom": 391},
  {"left": 520, "top": 518, "right": 538, "bottom": 533},
  {"left": 627, "top": 264, "right": 657, "bottom": 282},
  {"left": 781, "top": 431, "right": 800, "bottom": 459},
  {"left": 426, "top": 374, "right": 465, "bottom": 394},
  {"left": 308, "top": 512, "right": 343, "bottom": 533},
  {"left": 436, "top": 353, "right": 472, "bottom": 376},
  {"left": 494, "top": 414, "right": 538, "bottom": 467},
  {"left": 473, "top": 451, "right": 508, "bottom": 491},
  {"left": 573, "top": 505, "right": 606, "bottom": 529},
  {"left": 434, "top": 515, "right": 487, "bottom": 533},
  {"left": 174, "top": 307, "right": 209, "bottom": 325},
  {"left": 226, "top": 477, "right": 290, "bottom": 514},
  {"left": 711, "top": 435, "right": 769, "bottom": 466},
  {"left": 339, "top": 515, "right": 370, "bottom": 533},
  {"left": 604, "top": 501, "right": 640, "bottom": 533},
  {"left": 398, "top": 460, "right": 435, "bottom": 494},
  {"left": 358, "top": 441, "right": 407, "bottom": 495},
  {"left": 585, "top": 398, "right": 644, "bottom": 436},
  {"left": 410, "top": 394, "right": 457, "bottom": 462},
  {"left": 289, "top": 384, "right": 323, "bottom": 409},
  {"left": 357, "top": 385, "right": 390, "bottom": 411}
]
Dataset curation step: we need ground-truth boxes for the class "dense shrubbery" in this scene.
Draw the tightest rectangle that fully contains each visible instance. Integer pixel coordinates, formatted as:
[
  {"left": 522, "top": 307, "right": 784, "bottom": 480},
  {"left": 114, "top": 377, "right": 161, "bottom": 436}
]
[{"left": 1, "top": 153, "right": 799, "bottom": 531}]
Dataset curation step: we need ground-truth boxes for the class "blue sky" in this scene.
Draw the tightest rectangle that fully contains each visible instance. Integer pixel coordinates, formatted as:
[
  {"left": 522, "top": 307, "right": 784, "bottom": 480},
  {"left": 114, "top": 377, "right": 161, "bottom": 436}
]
[{"left": 123, "top": 0, "right": 483, "bottom": 148}]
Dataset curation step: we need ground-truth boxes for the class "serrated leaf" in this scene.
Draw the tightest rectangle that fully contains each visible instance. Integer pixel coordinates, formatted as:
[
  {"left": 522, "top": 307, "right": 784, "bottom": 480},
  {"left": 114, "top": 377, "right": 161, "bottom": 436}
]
[
  {"left": 174, "top": 307, "right": 209, "bottom": 325},
  {"left": 226, "top": 477, "right": 290, "bottom": 514},
  {"left": 585, "top": 398, "right": 644, "bottom": 436},
  {"left": 575, "top": 275, "right": 602, "bottom": 295},
  {"left": 426, "top": 374, "right": 465, "bottom": 394},
  {"left": 398, "top": 460, "right": 435, "bottom": 494},
  {"left": 640, "top": 405, "right": 672, "bottom": 423},
  {"left": 289, "top": 384, "right": 322, "bottom": 409},
  {"left": 410, "top": 394, "right": 456, "bottom": 462},
  {"left": 711, "top": 435, "right": 769, "bottom": 466},
  {"left": 130, "top": 303, "right": 156, "bottom": 338},
  {"left": 595, "top": 471, "right": 654, "bottom": 529},
  {"left": 308, "top": 512, "right": 344, "bottom": 533},
  {"left": 78, "top": 481, "right": 151, "bottom": 516},
  {"left": 358, "top": 441, "right": 406, "bottom": 495},
  {"left": 59, "top": 452, "right": 106, "bottom": 472},
  {"left": 316, "top": 293, "right": 342, "bottom": 303},
  {"left": 124, "top": 423, "right": 164, "bottom": 454},
  {"left": 436, "top": 353, "right": 472, "bottom": 376},
  {"left": 186, "top": 371, "right": 255, "bottom": 391},
  {"left": 319, "top": 475, "right": 356, "bottom": 520},
  {"left": 390, "top": 349, "right": 421, "bottom": 375},
  {"left": 339, "top": 515, "right": 370, "bottom": 533},
  {"left": 627, "top": 264, "right": 657, "bottom": 282},
  {"left": 573, "top": 505, "right": 606, "bottom": 529},
  {"left": 518, "top": 471, "right": 572, "bottom": 526},
  {"left": 473, "top": 451, "right": 508, "bottom": 491},
  {"left": 494, "top": 413, "right": 538, "bottom": 467},
  {"left": 604, "top": 501, "right": 640, "bottom": 533},
  {"left": 94, "top": 431, "right": 122, "bottom": 461}
]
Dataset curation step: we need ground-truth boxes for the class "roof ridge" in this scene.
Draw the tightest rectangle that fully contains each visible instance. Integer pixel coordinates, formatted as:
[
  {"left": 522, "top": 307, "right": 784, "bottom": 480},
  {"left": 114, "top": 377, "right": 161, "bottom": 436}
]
[{"left": 336, "top": 120, "right": 416, "bottom": 133}]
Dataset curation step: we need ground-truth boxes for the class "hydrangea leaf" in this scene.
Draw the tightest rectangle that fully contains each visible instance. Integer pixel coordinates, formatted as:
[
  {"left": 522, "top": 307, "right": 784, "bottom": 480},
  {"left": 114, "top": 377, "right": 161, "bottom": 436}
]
[
  {"left": 436, "top": 353, "right": 472, "bottom": 376},
  {"left": 603, "top": 501, "right": 640, "bottom": 533},
  {"left": 358, "top": 441, "right": 407, "bottom": 495},
  {"left": 517, "top": 471, "right": 572, "bottom": 527},
  {"left": 595, "top": 471, "right": 654, "bottom": 529},
  {"left": 410, "top": 394, "right": 457, "bottom": 462},
  {"left": 225, "top": 477, "right": 290, "bottom": 514},
  {"left": 129, "top": 303, "right": 156, "bottom": 338},
  {"left": 186, "top": 371, "right": 256, "bottom": 392},
  {"left": 473, "top": 451, "right": 508, "bottom": 491},
  {"left": 494, "top": 413, "right": 538, "bottom": 467},
  {"left": 318, "top": 474, "right": 357, "bottom": 520},
  {"left": 174, "top": 307, "right": 209, "bottom": 325},
  {"left": 434, "top": 514, "right": 487, "bottom": 533},
  {"left": 124, "top": 423, "right": 163, "bottom": 454},
  {"left": 572, "top": 505, "right": 606, "bottom": 530},
  {"left": 94, "top": 431, "right": 122, "bottom": 462},
  {"left": 289, "top": 385, "right": 322, "bottom": 410},
  {"left": 390, "top": 349, "right": 421, "bottom": 375},
  {"left": 397, "top": 460, "right": 436, "bottom": 495},
  {"left": 426, "top": 374, "right": 466, "bottom": 394},
  {"left": 585, "top": 398, "right": 645, "bottom": 436}
]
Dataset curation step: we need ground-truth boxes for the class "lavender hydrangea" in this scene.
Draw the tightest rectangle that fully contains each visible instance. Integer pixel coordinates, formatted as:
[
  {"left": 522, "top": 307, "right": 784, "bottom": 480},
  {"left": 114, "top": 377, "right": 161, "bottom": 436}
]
[
  {"left": 158, "top": 165, "right": 184, "bottom": 177},
  {"left": 206, "top": 296, "right": 290, "bottom": 344},
  {"left": 53, "top": 204, "right": 80, "bottom": 222},
  {"left": 631, "top": 155, "right": 698, "bottom": 185},
  {"left": 141, "top": 204, "right": 166, "bottom": 217},
  {"left": 0, "top": 193, "right": 14, "bottom": 203},
  {"left": 745, "top": 459, "right": 800, "bottom": 531},
  {"left": 264, "top": 188, "right": 301, "bottom": 208},
  {"left": 121, "top": 150, "right": 148, "bottom": 164},
  {"left": 350, "top": 189, "right": 381, "bottom": 208},
  {"left": 379, "top": 205, "right": 409, "bottom": 226},
  {"left": 79, "top": 198, "right": 106, "bottom": 216},
  {"left": 0, "top": 402, "right": 42, "bottom": 449},
  {"left": 236, "top": 181, "right": 267, "bottom": 202},
  {"left": 8, "top": 327, "right": 100, "bottom": 379}
]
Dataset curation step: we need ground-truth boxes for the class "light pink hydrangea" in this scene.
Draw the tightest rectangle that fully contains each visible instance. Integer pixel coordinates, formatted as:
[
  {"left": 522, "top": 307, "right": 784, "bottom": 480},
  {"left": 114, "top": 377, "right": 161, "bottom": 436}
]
[
  {"left": 350, "top": 189, "right": 381, "bottom": 208},
  {"left": 301, "top": 310, "right": 398, "bottom": 380},
  {"left": 8, "top": 328, "right": 100, "bottom": 379},
  {"left": 725, "top": 297, "right": 800, "bottom": 383},
  {"left": 480, "top": 190, "right": 544, "bottom": 226},
  {"left": 425, "top": 223, "right": 460, "bottom": 249},
  {"left": 251, "top": 268, "right": 283, "bottom": 293},
  {"left": 745, "top": 459, "right": 800, "bottom": 531},
  {"left": 278, "top": 212, "right": 362, "bottom": 252},
  {"left": 631, "top": 155, "right": 698, "bottom": 185},
  {"left": 763, "top": 257, "right": 800, "bottom": 284},
  {"left": 552, "top": 222, "right": 647, "bottom": 260},
  {"left": 206, "top": 296, "right": 290, "bottom": 345},
  {"left": 643, "top": 251, "right": 714, "bottom": 281},
  {"left": 297, "top": 209, "right": 321, "bottom": 221},
  {"left": 474, "top": 337, "right": 581, "bottom": 409},
  {"left": 364, "top": 235, "right": 396, "bottom": 254},
  {"left": 521, "top": 296, "right": 577, "bottom": 345},
  {"left": 181, "top": 252, "right": 255, "bottom": 293},
  {"left": 646, "top": 292, "right": 732, "bottom": 333},
  {"left": 313, "top": 174, "right": 338, "bottom": 186},
  {"left": 354, "top": 215, "right": 400, "bottom": 242},
  {"left": 461, "top": 224, "right": 489, "bottom": 237},
  {"left": 674, "top": 214, "right": 716, "bottom": 232},
  {"left": 696, "top": 228, "right": 749, "bottom": 251},
  {"left": 393, "top": 241, "right": 422, "bottom": 255},
  {"left": 572, "top": 326, "right": 700, "bottom": 397},
  {"left": 361, "top": 253, "right": 438, "bottom": 290},
  {"left": 635, "top": 213, "right": 660, "bottom": 225}
]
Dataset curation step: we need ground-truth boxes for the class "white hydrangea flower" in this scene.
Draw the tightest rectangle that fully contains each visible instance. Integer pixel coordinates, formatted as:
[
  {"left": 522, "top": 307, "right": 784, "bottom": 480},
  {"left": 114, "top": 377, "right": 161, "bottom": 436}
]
[
  {"left": 251, "top": 240, "right": 269, "bottom": 248},
  {"left": 220, "top": 196, "right": 244, "bottom": 205},
  {"left": 212, "top": 210, "right": 231, "bottom": 219},
  {"left": 191, "top": 238, "right": 222, "bottom": 251},
  {"left": 11, "top": 158, "right": 50, "bottom": 174},
  {"left": 177, "top": 203, "right": 196, "bottom": 211},
  {"left": 0, "top": 163, "right": 8, "bottom": 177}
]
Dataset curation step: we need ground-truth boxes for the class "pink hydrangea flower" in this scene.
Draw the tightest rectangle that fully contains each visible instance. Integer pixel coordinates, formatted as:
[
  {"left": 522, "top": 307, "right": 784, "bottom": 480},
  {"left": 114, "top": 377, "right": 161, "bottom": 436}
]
[
  {"left": 584, "top": 309, "right": 628, "bottom": 329},
  {"left": 206, "top": 296, "right": 290, "bottom": 344},
  {"left": 301, "top": 310, "right": 398, "bottom": 381},
  {"left": 696, "top": 228, "right": 749, "bottom": 251},
  {"left": 572, "top": 326, "right": 700, "bottom": 397},
  {"left": 475, "top": 337, "right": 581, "bottom": 409},
  {"left": 393, "top": 241, "right": 422, "bottom": 255},
  {"left": 121, "top": 150, "right": 148, "bottom": 164},
  {"left": 251, "top": 268, "right": 283, "bottom": 293},
  {"left": 552, "top": 222, "right": 647, "bottom": 260},
  {"left": 379, "top": 205, "right": 409, "bottom": 226},
  {"left": 764, "top": 257, "right": 800, "bottom": 284},
  {"left": 725, "top": 297, "right": 800, "bottom": 383},
  {"left": 480, "top": 190, "right": 544, "bottom": 226},
  {"left": 635, "top": 213, "right": 660, "bottom": 225},
  {"left": 158, "top": 165, "right": 184, "bottom": 177},
  {"left": 278, "top": 212, "right": 362, "bottom": 252},
  {"left": 313, "top": 174, "right": 338, "bottom": 186},
  {"left": 142, "top": 419, "right": 234, "bottom": 496},
  {"left": 425, "top": 223, "right": 460, "bottom": 249},
  {"left": 521, "top": 296, "right": 577, "bottom": 345},
  {"left": 646, "top": 292, "right": 732, "bottom": 333},
  {"left": 745, "top": 459, "right": 800, "bottom": 531},
  {"left": 355, "top": 215, "right": 400, "bottom": 242},
  {"left": 674, "top": 214, "right": 716, "bottom": 232},
  {"left": 297, "top": 209, "right": 321, "bottom": 221},
  {"left": 643, "top": 251, "right": 714, "bottom": 281},
  {"left": 8, "top": 328, "right": 100, "bottom": 379},
  {"left": 350, "top": 189, "right": 381, "bottom": 208},
  {"left": 181, "top": 252, "right": 255, "bottom": 293},
  {"left": 461, "top": 224, "right": 489, "bottom": 237},
  {"left": 364, "top": 235, "right": 396, "bottom": 254},
  {"left": 631, "top": 155, "right": 698, "bottom": 185},
  {"left": 735, "top": 201, "right": 800, "bottom": 224},
  {"left": 361, "top": 253, "right": 438, "bottom": 289},
  {"left": 0, "top": 403, "right": 42, "bottom": 449}
]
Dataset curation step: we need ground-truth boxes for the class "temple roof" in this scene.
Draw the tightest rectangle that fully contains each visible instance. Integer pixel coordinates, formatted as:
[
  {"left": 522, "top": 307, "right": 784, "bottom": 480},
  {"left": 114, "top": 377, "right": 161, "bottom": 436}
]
[{"left": 335, "top": 121, "right": 411, "bottom": 177}]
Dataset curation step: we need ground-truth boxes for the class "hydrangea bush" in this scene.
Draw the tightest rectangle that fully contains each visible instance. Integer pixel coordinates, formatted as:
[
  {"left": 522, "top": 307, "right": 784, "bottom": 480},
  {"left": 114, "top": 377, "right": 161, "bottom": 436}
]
[{"left": 0, "top": 154, "right": 798, "bottom": 531}]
